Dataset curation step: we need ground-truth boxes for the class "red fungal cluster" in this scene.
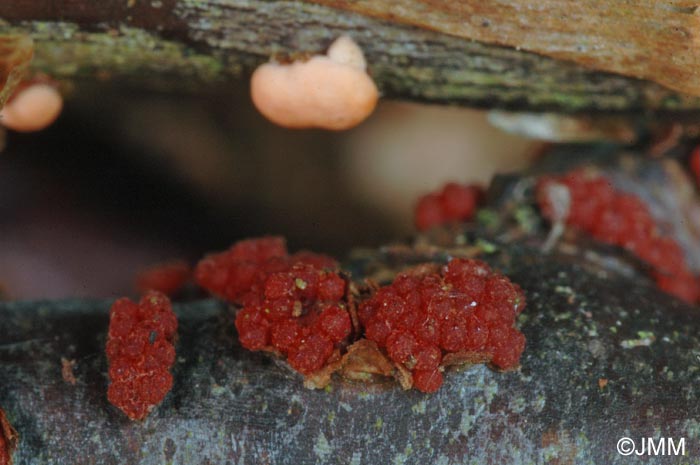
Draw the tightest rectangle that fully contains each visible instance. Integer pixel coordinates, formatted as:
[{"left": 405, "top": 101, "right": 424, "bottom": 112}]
[
  {"left": 195, "top": 237, "right": 350, "bottom": 375},
  {"left": 414, "top": 183, "right": 483, "bottom": 231},
  {"left": 195, "top": 237, "right": 338, "bottom": 306},
  {"left": 106, "top": 291, "right": 178, "bottom": 420},
  {"left": 196, "top": 237, "right": 528, "bottom": 392},
  {"left": 536, "top": 169, "right": 699, "bottom": 303},
  {"left": 236, "top": 263, "right": 351, "bottom": 374},
  {"left": 135, "top": 259, "right": 191, "bottom": 296},
  {"left": 358, "top": 259, "right": 526, "bottom": 392}
]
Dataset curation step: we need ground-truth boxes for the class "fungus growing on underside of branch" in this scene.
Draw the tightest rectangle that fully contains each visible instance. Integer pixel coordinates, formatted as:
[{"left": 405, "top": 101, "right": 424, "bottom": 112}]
[
  {"left": 0, "top": 82, "right": 63, "bottom": 132},
  {"left": 250, "top": 35, "right": 379, "bottom": 130}
]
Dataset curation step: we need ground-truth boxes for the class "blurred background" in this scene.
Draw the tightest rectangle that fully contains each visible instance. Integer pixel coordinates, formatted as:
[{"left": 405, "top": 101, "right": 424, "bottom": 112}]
[{"left": 0, "top": 82, "right": 540, "bottom": 299}]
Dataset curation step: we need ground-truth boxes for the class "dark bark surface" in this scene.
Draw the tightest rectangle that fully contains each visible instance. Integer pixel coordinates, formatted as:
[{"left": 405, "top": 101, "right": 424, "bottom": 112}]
[
  {"left": 2, "top": 254, "right": 700, "bottom": 464},
  {"left": 2, "top": 148, "right": 700, "bottom": 464}
]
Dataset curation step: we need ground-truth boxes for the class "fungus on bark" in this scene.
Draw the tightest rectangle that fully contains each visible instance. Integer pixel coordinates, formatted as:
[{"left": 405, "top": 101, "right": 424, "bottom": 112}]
[
  {"left": 358, "top": 259, "right": 526, "bottom": 392},
  {"left": 106, "top": 292, "right": 178, "bottom": 420},
  {"left": 0, "top": 81, "right": 62, "bottom": 132},
  {"left": 197, "top": 236, "right": 528, "bottom": 392},
  {"left": 414, "top": 182, "right": 483, "bottom": 231},
  {"left": 195, "top": 237, "right": 338, "bottom": 306},
  {"left": 250, "top": 35, "right": 379, "bottom": 130},
  {"left": 196, "top": 237, "right": 353, "bottom": 378},
  {"left": 536, "top": 169, "right": 699, "bottom": 303},
  {"left": 235, "top": 263, "right": 352, "bottom": 375}
]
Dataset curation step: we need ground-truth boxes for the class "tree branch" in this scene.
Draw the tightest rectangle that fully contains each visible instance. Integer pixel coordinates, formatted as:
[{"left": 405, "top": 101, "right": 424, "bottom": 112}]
[
  {"left": 1, "top": 148, "right": 700, "bottom": 463},
  {"left": 2, "top": 0, "right": 700, "bottom": 114}
]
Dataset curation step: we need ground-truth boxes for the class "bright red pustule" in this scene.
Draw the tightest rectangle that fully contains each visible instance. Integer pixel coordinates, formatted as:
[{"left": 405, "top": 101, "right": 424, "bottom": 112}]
[
  {"left": 414, "top": 183, "right": 483, "bottom": 231},
  {"left": 106, "top": 291, "right": 178, "bottom": 420},
  {"left": 536, "top": 169, "right": 699, "bottom": 303},
  {"left": 358, "top": 259, "right": 526, "bottom": 393},
  {"left": 235, "top": 263, "right": 351, "bottom": 375},
  {"left": 195, "top": 237, "right": 338, "bottom": 305}
]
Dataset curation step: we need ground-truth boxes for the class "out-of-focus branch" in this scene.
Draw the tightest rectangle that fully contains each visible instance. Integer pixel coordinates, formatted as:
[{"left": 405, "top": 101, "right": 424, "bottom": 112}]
[{"left": 2, "top": 0, "right": 700, "bottom": 114}]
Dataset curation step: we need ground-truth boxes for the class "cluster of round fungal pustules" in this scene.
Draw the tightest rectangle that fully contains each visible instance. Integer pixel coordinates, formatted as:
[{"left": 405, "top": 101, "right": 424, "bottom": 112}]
[
  {"left": 106, "top": 291, "right": 178, "bottom": 420},
  {"left": 236, "top": 263, "right": 351, "bottom": 374},
  {"left": 358, "top": 259, "right": 526, "bottom": 392},
  {"left": 196, "top": 237, "right": 527, "bottom": 393},
  {"left": 250, "top": 36, "right": 379, "bottom": 130},
  {"left": 194, "top": 237, "right": 339, "bottom": 306},
  {"left": 536, "top": 168, "right": 699, "bottom": 303},
  {"left": 195, "top": 237, "right": 350, "bottom": 375},
  {"left": 414, "top": 182, "right": 483, "bottom": 231}
]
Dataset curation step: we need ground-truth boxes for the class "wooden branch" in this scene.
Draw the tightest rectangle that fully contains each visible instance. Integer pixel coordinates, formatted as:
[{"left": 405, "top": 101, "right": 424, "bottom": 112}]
[
  {"left": 3, "top": 1, "right": 700, "bottom": 114},
  {"left": 2, "top": 224, "right": 700, "bottom": 463},
  {"left": 1, "top": 147, "right": 700, "bottom": 463},
  {"left": 311, "top": 0, "right": 700, "bottom": 96},
  {"left": 2, "top": 280, "right": 699, "bottom": 464}
]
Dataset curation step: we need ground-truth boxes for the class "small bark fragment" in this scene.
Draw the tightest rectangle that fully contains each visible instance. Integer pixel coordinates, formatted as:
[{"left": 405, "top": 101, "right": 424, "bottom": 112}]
[
  {"left": 0, "top": 408, "right": 17, "bottom": 465},
  {"left": 60, "top": 358, "right": 77, "bottom": 385},
  {"left": 304, "top": 339, "right": 394, "bottom": 389},
  {"left": 0, "top": 34, "right": 33, "bottom": 110}
]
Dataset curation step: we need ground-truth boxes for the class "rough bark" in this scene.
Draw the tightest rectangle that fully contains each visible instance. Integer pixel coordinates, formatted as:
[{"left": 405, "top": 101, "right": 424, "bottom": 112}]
[
  {"left": 3, "top": 1, "right": 700, "bottom": 114},
  {"left": 1, "top": 146, "right": 700, "bottom": 464},
  {"left": 310, "top": 0, "right": 700, "bottom": 97}
]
